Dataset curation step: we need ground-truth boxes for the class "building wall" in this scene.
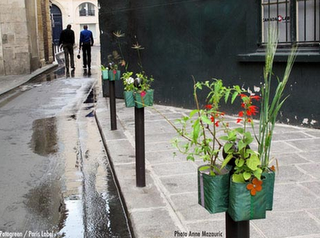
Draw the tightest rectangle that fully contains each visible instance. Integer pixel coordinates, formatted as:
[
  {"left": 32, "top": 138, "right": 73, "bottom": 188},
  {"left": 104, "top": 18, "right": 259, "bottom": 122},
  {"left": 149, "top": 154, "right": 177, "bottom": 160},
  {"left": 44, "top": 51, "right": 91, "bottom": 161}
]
[
  {"left": 52, "top": 0, "right": 100, "bottom": 46},
  {"left": 99, "top": 0, "right": 320, "bottom": 128},
  {"left": 0, "top": 0, "right": 53, "bottom": 75}
]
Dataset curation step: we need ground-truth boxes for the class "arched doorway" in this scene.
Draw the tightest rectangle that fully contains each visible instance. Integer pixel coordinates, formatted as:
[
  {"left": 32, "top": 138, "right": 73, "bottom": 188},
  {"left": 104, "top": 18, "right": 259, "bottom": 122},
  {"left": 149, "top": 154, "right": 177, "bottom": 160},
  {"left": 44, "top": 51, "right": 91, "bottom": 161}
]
[{"left": 51, "top": 4, "right": 62, "bottom": 45}]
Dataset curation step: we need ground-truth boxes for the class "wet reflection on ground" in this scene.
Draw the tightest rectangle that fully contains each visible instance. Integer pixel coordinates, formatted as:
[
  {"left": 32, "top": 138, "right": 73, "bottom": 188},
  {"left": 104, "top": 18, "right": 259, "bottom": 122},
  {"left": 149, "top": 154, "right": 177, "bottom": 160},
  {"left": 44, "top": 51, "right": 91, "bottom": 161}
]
[
  {"left": 30, "top": 117, "right": 57, "bottom": 156},
  {"left": 1, "top": 47, "right": 131, "bottom": 237}
]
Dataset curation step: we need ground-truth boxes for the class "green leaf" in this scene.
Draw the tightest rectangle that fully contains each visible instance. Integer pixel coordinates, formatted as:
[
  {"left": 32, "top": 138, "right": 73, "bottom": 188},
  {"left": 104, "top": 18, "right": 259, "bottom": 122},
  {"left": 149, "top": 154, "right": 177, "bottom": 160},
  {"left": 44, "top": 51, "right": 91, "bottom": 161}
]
[
  {"left": 235, "top": 128, "right": 244, "bottom": 134},
  {"left": 231, "top": 91, "right": 239, "bottom": 103},
  {"left": 232, "top": 173, "right": 245, "bottom": 183},
  {"left": 223, "top": 143, "right": 234, "bottom": 153},
  {"left": 243, "top": 172, "right": 251, "bottom": 181},
  {"left": 189, "top": 109, "right": 198, "bottom": 118},
  {"left": 219, "top": 136, "right": 229, "bottom": 141},
  {"left": 246, "top": 154, "right": 261, "bottom": 171},
  {"left": 199, "top": 165, "right": 210, "bottom": 171},
  {"left": 187, "top": 155, "right": 195, "bottom": 161},
  {"left": 192, "top": 119, "right": 200, "bottom": 142},
  {"left": 238, "top": 140, "right": 246, "bottom": 151},
  {"left": 253, "top": 168, "right": 262, "bottom": 180},
  {"left": 201, "top": 115, "right": 212, "bottom": 125},
  {"left": 221, "top": 154, "right": 233, "bottom": 169},
  {"left": 235, "top": 158, "right": 245, "bottom": 167},
  {"left": 225, "top": 89, "right": 230, "bottom": 103}
]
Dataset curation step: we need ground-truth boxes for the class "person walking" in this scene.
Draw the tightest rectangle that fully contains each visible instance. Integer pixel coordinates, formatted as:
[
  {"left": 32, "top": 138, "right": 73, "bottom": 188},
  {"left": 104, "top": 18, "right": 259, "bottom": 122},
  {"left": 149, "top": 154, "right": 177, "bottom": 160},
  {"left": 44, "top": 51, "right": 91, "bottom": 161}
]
[
  {"left": 59, "top": 24, "right": 75, "bottom": 73},
  {"left": 79, "top": 25, "right": 94, "bottom": 73}
]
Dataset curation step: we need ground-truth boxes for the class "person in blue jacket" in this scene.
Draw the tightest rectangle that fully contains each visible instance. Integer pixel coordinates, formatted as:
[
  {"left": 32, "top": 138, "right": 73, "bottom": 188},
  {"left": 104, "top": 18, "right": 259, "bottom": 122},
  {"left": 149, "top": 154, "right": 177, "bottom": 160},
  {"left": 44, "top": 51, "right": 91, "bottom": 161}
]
[{"left": 79, "top": 25, "right": 94, "bottom": 73}]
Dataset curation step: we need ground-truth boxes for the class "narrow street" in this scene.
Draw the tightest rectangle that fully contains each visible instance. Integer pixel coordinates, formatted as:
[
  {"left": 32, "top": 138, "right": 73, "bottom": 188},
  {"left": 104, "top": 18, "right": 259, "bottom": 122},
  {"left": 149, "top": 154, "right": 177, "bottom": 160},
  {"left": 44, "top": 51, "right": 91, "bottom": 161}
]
[{"left": 0, "top": 47, "right": 131, "bottom": 237}]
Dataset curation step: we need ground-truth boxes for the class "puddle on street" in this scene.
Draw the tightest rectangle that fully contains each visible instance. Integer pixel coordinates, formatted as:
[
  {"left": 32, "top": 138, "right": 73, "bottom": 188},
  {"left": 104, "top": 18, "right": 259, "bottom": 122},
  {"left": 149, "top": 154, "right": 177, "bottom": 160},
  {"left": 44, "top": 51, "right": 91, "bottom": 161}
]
[
  {"left": 23, "top": 74, "right": 131, "bottom": 237},
  {"left": 23, "top": 181, "right": 65, "bottom": 234},
  {"left": 30, "top": 117, "right": 58, "bottom": 156}
]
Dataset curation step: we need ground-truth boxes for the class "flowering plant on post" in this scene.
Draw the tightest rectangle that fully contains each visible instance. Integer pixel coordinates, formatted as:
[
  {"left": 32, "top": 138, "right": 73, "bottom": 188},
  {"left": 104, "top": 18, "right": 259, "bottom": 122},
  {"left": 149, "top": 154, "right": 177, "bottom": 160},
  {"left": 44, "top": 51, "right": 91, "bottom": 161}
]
[
  {"left": 107, "top": 31, "right": 126, "bottom": 81},
  {"left": 225, "top": 26, "right": 296, "bottom": 222},
  {"left": 167, "top": 78, "right": 240, "bottom": 214},
  {"left": 121, "top": 41, "right": 155, "bottom": 108}
]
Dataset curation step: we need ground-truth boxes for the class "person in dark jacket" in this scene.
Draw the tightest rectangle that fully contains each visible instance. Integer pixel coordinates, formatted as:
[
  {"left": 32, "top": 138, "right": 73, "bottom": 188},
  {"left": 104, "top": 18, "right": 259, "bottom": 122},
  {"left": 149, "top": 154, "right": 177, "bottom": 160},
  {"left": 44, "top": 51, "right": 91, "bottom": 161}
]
[
  {"left": 79, "top": 25, "right": 94, "bottom": 73},
  {"left": 59, "top": 24, "right": 75, "bottom": 72}
]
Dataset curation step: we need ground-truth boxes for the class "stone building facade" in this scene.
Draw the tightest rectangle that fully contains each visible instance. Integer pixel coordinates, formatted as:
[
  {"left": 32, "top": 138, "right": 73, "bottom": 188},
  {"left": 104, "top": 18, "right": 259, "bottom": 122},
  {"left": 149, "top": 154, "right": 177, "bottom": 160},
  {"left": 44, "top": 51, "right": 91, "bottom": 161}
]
[
  {"left": 51, "top": 0, "right": 100, "bottom": 48},
  {"left": 0, "top": 0, "right": 54, "bottom": 76}
]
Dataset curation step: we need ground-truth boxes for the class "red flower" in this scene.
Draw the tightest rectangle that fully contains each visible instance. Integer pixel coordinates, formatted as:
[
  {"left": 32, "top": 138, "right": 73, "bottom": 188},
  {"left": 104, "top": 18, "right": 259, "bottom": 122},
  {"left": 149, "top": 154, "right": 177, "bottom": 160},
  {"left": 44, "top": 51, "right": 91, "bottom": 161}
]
[
  {"left": 238, "top": 111, "right": 244, "bottom": 117},
  {"left": 250, "top": 95, "right": 261, "bottom": 101},
  {"left": 247, "top": 118, "right": 252, "bottom": 123},
  {"left": 205, "top": 104, "right": 213, "bottom": 109},
  {"left": 210, "top": 116, "right": 215, "bottom": 122},
  {"left": 220, "top": 112, "right": 225, "bottom": 116},
  {"left": 215, "top": 121, "right": 220, "bottom": 127},
  {"left": 240, "top": 94, "right": 248, "bottom": 98},
  {"left": 140, "top": 91, "right": 146, "bottom": 97},
  {"left": 241, "top": 103, "right": 245, "bottom": 108},
  {"left": 248, "top": 105, "right": 258, "bottom": 115},
  {"left": 236, "top": 118, "right": 242, "bottom": 123},
  {"left": 113, "top": 70, "right": 117, "bottom": 75}
]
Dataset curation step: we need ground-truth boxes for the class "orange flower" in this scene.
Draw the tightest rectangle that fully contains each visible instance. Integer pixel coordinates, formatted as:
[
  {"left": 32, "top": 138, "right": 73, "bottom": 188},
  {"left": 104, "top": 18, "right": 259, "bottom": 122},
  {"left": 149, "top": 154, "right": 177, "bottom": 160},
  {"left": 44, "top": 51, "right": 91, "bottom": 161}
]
[
  {"left": 270, "top": 165, "right": 276, "bottom": 171},
  {"left": 246, "top": 178, "right": 263, "bottom": 196}
]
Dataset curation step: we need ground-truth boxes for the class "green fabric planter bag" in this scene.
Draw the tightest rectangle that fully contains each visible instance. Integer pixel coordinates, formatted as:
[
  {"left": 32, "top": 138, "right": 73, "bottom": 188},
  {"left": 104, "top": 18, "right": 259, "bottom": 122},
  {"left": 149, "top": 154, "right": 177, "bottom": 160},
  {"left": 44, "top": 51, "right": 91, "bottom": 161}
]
[
  {"left": 135, "top": 89, "right": 154, "bottom": 108},
  {"left": 102, "top": 70, "right": 108, "bottom": 80},
  {"left": 124, "top": 91, "right": 135, "bottom": 108},
  {"left": 228, "top": 178, "right": 267, "bottom": 222},
  {"left": 198, "top": 165, "right": 231, "bottom": 214},
  {"left": 108, "top": 70, "right": 121, "bottom": 81},
  {"left": 262, "top": 169, "right": 275, "bottom": 211}
]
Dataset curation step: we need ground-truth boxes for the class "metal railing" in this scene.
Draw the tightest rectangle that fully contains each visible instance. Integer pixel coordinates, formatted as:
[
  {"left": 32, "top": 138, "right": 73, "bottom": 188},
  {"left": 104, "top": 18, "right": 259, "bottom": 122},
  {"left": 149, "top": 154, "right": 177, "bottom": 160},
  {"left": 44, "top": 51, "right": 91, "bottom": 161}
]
[{"left": 262, "top": 0, "right": 320, "bottom": 45}]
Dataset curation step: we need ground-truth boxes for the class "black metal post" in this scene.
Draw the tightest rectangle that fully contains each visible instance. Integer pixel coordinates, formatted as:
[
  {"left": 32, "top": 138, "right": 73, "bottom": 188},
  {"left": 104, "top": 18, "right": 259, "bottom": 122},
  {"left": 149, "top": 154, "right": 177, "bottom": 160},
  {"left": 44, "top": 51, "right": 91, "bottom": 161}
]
[
  {"left": 109, "top": 80, "right": 117, "bottom": 130},
  {"left": 102, "top": 78, "right": 108, "bottom": 97},
  {"left": 226, "top": 212, "right": 250, "bottom": 238},
  {"left": 135, "top": 107, "right": 146, "bottom": 187}
]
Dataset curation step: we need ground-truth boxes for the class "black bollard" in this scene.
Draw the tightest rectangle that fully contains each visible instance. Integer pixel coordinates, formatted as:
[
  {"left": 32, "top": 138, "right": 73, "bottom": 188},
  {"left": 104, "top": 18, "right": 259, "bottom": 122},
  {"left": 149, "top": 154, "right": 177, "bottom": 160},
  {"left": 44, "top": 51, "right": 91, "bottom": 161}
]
[
  {"left": 135, "top": 106, "right": 146, "bottom": 187},
  {"left": 226, "top": 212, "right": 250, "bottom": 238},
  {"left": 109, "top": 80, "right": 117, "bottom": 130}
]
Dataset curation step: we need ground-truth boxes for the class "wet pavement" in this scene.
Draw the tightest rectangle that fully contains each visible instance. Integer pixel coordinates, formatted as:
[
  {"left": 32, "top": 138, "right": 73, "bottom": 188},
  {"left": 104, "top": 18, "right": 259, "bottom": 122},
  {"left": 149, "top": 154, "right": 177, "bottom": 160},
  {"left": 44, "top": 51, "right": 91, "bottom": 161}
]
[{"left": 0, "top": 46, "right": 131, "bottom": 237}]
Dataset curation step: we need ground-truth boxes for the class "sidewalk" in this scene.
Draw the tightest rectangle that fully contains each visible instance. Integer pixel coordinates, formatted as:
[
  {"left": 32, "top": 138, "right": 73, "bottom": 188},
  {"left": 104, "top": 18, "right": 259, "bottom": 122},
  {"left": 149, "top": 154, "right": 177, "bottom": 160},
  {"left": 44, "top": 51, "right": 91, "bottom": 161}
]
[
  {"left": 95, "top": 93, "right": 320, "bottom": 238},
  {"left": 0, "top": 64, "right": 58, "bottom": 96}
]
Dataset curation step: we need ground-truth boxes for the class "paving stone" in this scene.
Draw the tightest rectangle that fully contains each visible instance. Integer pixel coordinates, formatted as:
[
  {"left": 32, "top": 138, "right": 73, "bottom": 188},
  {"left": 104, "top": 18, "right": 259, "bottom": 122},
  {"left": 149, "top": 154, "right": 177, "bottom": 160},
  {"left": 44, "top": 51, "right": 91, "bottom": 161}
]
[
  {"left": 130, "top": 208, "right": 182, "bottom": 238},
  {"left": 297, "top": 163, "right": 320, "bottom": 179},
  {"left": 275, "top": 165, "right": 315, "bottom": 184},
  {"left": 160, "top": 174, "right": 197, "bottom": 194},
  {"left": 287, "top": 138, "right": 320, "bottom": 152},
  {"left": 252, "top": 211, "right": 320, "bottom": 238},
  {"left": 273, "top": 183, "right": 320, "bottom": 211},
  {"left": 170, "top": 192, "right": 224, "bottom": 221},
  {"left": 151, "top": 162, "right": 197, "bottom": 177}
]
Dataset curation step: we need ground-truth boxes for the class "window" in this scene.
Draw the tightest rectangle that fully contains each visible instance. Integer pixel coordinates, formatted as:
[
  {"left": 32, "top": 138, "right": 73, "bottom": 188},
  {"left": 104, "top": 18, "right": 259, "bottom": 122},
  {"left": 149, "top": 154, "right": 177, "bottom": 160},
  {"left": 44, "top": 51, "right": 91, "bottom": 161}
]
[
  {"left": 262, "top": 0, "right": 320, "bottom": 46},
  {"left": 79, "top": 3, "right": 95, "bottom": 17}
]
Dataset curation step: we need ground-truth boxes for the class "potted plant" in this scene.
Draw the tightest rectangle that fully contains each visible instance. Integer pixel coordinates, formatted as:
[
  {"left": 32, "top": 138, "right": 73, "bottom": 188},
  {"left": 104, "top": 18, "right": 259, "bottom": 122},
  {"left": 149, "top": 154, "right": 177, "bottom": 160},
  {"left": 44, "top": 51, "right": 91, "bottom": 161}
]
[
  {"left": 122, "top": 71, "right": 154, "bottom": 108},
  {"left": 221, "top": 93, "right": 268, "bottom": 221},
  {"left": 167, "top": 79, "right": 241, "bottom": 214},
  {"left": 101, "top": 65, "right": 108, "bottom": 80},
  {"left": 106, "top": 30, "right": 126, "bottom": 81},
  {"left": 222, "top": 26, "right": 297, "bottom": 222},
  {"left": 121, "top": 41, "right": 155, "bottom": 108},
  {"left": 107, "top": 50, "right": 125, "bottom": 81}
]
